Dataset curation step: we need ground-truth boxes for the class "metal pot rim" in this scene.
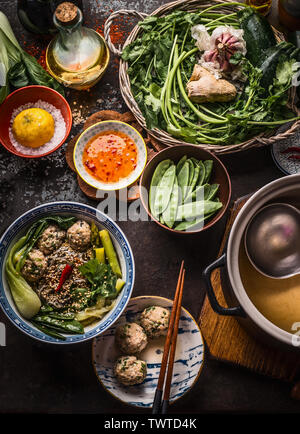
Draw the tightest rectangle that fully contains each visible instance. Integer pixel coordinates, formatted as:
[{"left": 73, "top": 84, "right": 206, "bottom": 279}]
[{"left": 226, "top": 174, "right": 300, "bottom": 347}]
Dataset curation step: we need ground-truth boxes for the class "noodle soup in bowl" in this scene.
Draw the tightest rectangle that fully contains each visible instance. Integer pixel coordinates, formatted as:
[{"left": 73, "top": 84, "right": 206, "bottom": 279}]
[{"left": 0, "top": 202, "right": 135, "bottom": 344}]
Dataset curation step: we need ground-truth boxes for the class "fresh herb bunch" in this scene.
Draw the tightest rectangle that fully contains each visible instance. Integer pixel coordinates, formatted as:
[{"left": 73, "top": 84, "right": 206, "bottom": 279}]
[
  {"left": 79, "top": 258, "right": 118, "bottom": 300},
  {"left": 122, "top": 3, "right": 300, "bottom": 145}
]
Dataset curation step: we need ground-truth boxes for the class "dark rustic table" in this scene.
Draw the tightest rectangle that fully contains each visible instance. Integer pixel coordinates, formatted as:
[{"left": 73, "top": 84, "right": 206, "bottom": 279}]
[{"left": 0, "top": 0, "right": 300, "bottom": 414}]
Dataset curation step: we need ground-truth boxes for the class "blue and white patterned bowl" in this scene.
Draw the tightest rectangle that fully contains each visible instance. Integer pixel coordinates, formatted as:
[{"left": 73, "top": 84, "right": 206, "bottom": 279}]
[
  {"left": 0, "top": 202, "right": 135, "bottom": 344},
  {"left": 73, "top": 121, "right": 147, "bottom": 191},
  {"left": 92, "top": 296, "right": 204, "bottom": 408}
]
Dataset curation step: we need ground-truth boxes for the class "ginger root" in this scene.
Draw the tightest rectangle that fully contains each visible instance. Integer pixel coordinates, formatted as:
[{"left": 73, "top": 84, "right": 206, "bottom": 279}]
[{"left": 187, "top": 65, "right": 237, "bottom": 103}]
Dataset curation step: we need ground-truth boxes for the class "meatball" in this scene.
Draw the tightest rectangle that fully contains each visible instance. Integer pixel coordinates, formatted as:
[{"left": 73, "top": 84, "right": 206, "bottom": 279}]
[
  {"left": 38, "top": 225, "right": 66, "bottom": 255},
  {"left": 115, "top": 322, "right": 148, "bottom": 355},
  {"left": 140, "top": 306, "right": 170, "bottom": 338},
  {"left": 21, "top": 249, "right": 47, "bottom": 282},
  {"left": 67, "top": 220, "right": 91, "bottom": 251},
  {"left": 114, "top": 356, "right": 147, "bottom": 386}
]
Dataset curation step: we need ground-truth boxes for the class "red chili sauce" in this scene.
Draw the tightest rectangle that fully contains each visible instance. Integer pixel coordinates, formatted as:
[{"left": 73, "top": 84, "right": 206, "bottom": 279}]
[{"left": 83, "top": 130, "right": 138, "bottom": 183}]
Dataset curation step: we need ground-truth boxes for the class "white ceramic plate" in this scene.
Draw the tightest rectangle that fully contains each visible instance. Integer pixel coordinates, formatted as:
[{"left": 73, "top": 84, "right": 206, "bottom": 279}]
[
  {"left": 92, "top": 295, "right": 204, "bottom": 408},
  {"left": 73, "top": 120, "right": 147, "bottom": 191}
]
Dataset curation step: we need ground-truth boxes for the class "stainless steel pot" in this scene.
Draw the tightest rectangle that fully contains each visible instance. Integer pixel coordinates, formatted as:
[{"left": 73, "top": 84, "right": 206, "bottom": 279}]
[{"left": 203, "top": 174, "right": 300, "bottom": 351}]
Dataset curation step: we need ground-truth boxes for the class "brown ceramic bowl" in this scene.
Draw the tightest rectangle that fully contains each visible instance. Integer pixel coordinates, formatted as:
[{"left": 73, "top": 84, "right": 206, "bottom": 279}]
[{"left": 139, "top": 145, "right": 231, "bottom": 234}]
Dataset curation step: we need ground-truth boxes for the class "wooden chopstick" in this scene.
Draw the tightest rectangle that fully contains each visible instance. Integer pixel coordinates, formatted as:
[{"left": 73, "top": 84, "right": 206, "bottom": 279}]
[
  {"left": 161, "top": 269, "right": 185, "bottom": 414},
  {"left": 152, "top": 261, "right": 185, "bottom": 414}
]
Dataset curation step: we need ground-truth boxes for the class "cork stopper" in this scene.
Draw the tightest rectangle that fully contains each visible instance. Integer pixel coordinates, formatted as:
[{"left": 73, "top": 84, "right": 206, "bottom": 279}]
[{"left": 55, "top": 2, "right": 78, "bottom": 25}]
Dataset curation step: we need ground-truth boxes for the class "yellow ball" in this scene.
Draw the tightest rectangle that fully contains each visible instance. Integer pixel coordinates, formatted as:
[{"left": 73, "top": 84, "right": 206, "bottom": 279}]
[{"left": 12, "top": 108, "right": 55, "bottom": 148}]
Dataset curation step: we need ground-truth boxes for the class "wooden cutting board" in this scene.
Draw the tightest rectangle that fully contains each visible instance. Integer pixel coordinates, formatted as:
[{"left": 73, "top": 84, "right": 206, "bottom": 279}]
[{"left": 198, "top": 195, "right": 300, "bottom": 393}]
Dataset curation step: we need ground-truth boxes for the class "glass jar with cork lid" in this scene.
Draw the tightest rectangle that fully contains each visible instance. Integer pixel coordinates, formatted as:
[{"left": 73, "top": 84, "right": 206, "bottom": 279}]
[{"left": 46, "top": 2, "right": 109, "bottom": 90}]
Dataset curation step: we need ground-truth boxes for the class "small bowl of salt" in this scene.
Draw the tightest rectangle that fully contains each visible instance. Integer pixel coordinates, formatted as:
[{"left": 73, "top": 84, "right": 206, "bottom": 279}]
[{"left": 0, "top": 85, "right": 72, "bottom": 158}]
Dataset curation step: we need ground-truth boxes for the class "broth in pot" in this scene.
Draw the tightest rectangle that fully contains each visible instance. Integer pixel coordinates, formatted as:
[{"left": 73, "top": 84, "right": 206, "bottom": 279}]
[{"left": 239, "top": 243, "right": 300, "bottom": 334}]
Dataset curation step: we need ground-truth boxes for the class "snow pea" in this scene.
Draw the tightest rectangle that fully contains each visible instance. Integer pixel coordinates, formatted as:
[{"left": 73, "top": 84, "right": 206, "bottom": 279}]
[
  {"left": 47, "top": 312, "right": 76, "bottom": 320},
  {"left": 176, "top": 200, "right": 223, "bottom": 221},
  {"left": 32, "top": 321, "right": 66, "bottom": 340},
  {"left": 174, "top": 211, "right": 215, "bottom": 232},
  {"left": 203, "top": 160, "right": 213, "bottom": 184},
  {"left": 177, "top": 161, "right": 190, "bottom": 202},
  {"left": 190, "top": 157, "right": 200, "bottom": 167},
  {"left": 204, "top": 184, "right": 219, "bottom": 201},
  {"left": 185, "top": 183, "right": 209, "bottom": 203},
  {"left": 176, "top": 155, "right": 187, "bottom": 175},
  {"left": 162, "top": 177, "right": 179, "bottom": 229},
  {"left": 33, "top": 315, "right": 84, "bottom": 334},
  {"left": 187, "top": 159, "right": 195, "bottom": 186},
  {"left": 184, "top": 159, "right": 196, "bottom": 200},
  {"left": 189, "top": 163, "right": 200, "bottom": 193},
  {"left": 149, "top": 159, "right": 172, "bottom": 217},
  {"left": 197, "top": 161, "right": 206, "bottom": 186},
  {"left": 153, "top": 164, "right": 176, "bottom": 215}
]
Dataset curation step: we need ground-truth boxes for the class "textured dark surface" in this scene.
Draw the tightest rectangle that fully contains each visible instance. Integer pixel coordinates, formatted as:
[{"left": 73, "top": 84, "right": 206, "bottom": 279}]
[{"left": 0, "top": 0, "right": 300, "bottom": 414}]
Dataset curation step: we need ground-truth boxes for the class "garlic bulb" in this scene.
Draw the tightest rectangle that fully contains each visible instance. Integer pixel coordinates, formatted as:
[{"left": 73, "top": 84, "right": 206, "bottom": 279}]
[{"left": 191, "top": 25, "right": 247, "bottom": 79}]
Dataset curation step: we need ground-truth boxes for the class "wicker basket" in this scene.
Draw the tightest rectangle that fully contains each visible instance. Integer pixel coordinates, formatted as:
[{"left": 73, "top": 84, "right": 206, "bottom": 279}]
[{"left": 104, "top": 0, "right": 300, "bottom": 154}]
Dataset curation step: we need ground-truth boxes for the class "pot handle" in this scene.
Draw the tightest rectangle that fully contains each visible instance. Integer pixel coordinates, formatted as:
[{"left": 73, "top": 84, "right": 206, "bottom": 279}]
[
  {"left": 104, "top": 10, "right": 148, "bottom": 56},
  {"left": 203, "top": 253, "right": 245, "bottom": 317}
]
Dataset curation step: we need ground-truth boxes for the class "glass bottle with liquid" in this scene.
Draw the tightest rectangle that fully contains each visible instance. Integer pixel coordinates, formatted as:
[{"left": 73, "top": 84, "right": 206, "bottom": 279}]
[
  {"left": 46, "top": 2, "right": 109, "bottom": 90},
  {"left": 246, "top": 0, "right": 272, "bottom": 16},
  {"left": 279, "top": 0, "right": 300, "bottom": 31}
]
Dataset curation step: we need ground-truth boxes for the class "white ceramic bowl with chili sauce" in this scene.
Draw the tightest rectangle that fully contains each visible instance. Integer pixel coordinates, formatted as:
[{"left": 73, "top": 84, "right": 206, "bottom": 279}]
[{"left": 73, "top": 120, "right": 147, "bottom": 191}]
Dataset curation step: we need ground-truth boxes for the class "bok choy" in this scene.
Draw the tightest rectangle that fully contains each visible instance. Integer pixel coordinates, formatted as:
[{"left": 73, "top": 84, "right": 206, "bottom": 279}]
[
  {"left": 5, "top": 236, "right": 41, "bottom": 319},
  {"left": 5, "top": 215, "right": 76, "bottom": 319},
  {"left": 0, "top": 11, "right": 64, "bottom": 104}
]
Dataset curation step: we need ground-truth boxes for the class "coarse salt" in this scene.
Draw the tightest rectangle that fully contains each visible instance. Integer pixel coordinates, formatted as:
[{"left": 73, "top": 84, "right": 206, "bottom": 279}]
[{"left": 9, "top": 100, "right": 67, "bottom": 156}]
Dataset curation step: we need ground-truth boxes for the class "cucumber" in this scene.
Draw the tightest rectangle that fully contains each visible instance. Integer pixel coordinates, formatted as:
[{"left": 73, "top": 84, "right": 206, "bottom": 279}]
[
  {"left": 237, "top": 7, "right": 276, "bottom": 67},
  {"left": 257, "top": 42, "right": 295, "bottom": 89}
]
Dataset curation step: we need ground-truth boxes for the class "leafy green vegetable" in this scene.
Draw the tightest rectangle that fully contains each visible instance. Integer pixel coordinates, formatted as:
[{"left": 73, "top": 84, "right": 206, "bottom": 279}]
[
  {"left": 0, "top": 11, "right": 64, "bottom": 103},
  {"left": 79, "top": 258, "right": 118, "bottom": 300},
  {"left": 5, "top": 237, "right": 41, "bottom": 319},
  {"left": 122, "top": 3, "right": 300, "bottom": 146}
]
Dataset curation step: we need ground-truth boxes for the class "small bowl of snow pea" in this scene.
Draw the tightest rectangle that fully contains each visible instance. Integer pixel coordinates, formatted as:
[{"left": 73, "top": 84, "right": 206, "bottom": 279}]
[{"left": 139, "top": 145, "right": 231, "bottom": 233}]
